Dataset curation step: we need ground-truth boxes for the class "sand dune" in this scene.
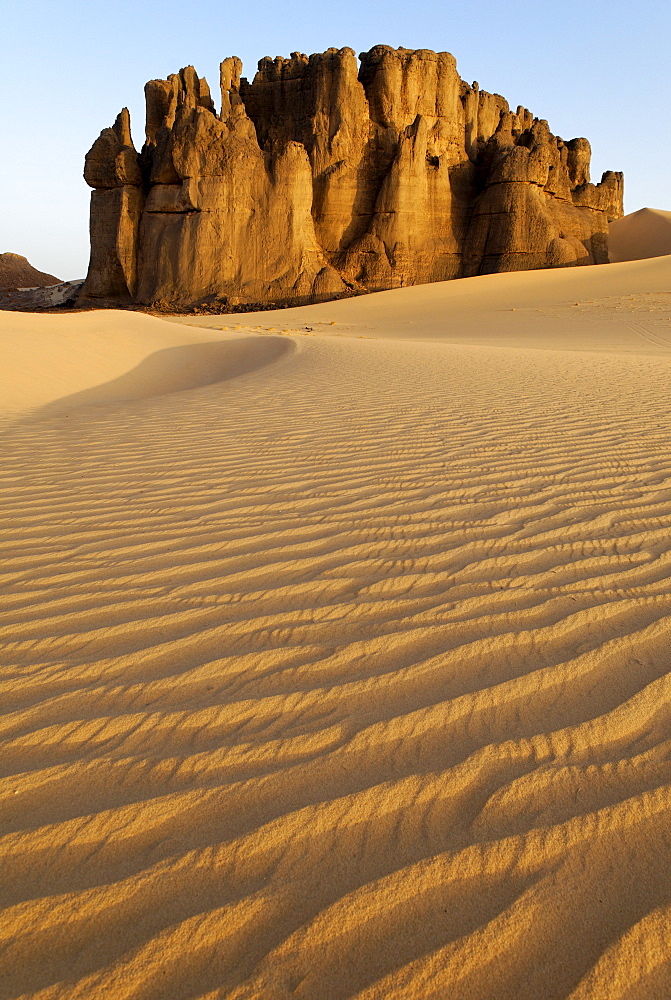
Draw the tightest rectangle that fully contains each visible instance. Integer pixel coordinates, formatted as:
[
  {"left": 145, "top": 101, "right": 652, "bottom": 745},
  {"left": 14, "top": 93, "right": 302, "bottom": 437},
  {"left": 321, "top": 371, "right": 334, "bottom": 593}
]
[
  {"left": 171, "top": 252, "right": 671, "bottom": 354},
  {"left": 2, "top": 256, "right": 671, "bottom": 999},
  {"left": 0, "top": 311, "right": 291, "bottom": 427},
  {"left": 609, "top": 208, "right": 671, "bottom": 263}
]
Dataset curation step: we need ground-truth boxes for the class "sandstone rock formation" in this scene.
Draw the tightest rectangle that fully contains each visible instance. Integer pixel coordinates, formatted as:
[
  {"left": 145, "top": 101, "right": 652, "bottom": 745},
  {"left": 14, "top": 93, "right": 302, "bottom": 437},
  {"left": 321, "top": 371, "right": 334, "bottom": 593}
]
[
  {"left": 80, "top": 46, "right": 624, "bottom": 309},
  {"left": 0, "top": 253, "right": 59, "bottom": 290}
]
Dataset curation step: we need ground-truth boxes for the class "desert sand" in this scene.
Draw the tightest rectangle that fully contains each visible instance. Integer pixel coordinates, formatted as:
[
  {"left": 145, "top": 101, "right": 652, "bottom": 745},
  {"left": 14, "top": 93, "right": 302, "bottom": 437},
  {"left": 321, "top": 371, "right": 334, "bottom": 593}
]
[
  {"left": 609, "top": 208, "right": 671, "bottom": 263},
  {"left": 2, "top": 254, "right": 671, "bottom": 999}
]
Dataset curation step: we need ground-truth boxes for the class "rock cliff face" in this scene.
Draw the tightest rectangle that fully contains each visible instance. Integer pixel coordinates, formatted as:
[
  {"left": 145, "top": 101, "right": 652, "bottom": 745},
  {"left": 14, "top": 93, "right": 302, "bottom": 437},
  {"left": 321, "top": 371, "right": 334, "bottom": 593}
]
[
  {"left": 0, "top": 253, "right": 59, "bottom": 290},
  {"left": 80, "top": 46, "right": 623, "bottom": 309}
]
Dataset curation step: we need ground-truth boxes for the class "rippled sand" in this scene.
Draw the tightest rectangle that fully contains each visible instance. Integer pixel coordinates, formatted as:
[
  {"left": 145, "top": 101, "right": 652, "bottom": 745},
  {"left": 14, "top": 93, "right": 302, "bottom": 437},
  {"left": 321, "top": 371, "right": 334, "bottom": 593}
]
[{"left": 2, "top": 256, "right": 671, "bottom": 1000}]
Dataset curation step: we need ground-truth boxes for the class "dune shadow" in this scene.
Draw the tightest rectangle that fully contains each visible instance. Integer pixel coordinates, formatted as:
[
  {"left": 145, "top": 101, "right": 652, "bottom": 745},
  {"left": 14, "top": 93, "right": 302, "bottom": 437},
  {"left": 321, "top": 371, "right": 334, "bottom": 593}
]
[{"left": 28, "top": 336, "right": 294, "bottom": 422}]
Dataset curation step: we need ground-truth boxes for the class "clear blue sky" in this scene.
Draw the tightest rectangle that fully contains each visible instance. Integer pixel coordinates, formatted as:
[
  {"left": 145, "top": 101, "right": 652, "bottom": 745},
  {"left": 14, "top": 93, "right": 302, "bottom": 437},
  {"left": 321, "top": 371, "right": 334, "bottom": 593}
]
[{"left": 2, "top": 0, "right": 669, "bottom": 279}]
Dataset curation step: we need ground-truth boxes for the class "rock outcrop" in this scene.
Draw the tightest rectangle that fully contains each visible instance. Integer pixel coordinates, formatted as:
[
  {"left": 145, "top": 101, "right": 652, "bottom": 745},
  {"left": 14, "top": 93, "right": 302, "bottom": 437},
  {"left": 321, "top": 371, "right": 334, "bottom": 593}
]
[
  {"left": 80, "top": 46, "right": 623, "bottom": 309},
  {"left": 0, "top": 280, "right": 83, "bottom": 313},
  {"left": 0, "top": 253, "right": 59, "bottom": 290}
]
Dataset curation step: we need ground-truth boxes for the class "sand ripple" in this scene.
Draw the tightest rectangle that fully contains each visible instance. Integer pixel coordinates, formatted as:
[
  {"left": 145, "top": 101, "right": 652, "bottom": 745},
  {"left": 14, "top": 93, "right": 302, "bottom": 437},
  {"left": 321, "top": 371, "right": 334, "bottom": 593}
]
[{"left": 1, "top": 332, "right": 671, "bottom": 999}]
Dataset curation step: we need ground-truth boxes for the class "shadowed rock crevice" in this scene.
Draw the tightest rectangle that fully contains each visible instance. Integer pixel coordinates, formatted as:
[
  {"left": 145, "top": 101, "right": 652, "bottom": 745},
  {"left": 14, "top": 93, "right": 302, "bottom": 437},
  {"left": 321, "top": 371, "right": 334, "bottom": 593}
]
[{"left": 80, "top": 46, "right": 623, "bottom": 310}]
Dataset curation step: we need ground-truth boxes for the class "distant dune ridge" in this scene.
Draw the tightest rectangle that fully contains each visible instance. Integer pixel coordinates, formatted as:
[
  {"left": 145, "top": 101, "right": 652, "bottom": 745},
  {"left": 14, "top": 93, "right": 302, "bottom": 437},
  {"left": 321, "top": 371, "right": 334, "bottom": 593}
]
[
  {"left": 79, "top": 46, "right": 622, "bottom": 311},
  {"left": 0, "top": 252, "right": 59, "bottom": 290},
  {"left": 609, "top": 207, "right": 671, "bottom": 263},
  {"left": 2, "top": 252, "right": 671, "bottom": 998}
]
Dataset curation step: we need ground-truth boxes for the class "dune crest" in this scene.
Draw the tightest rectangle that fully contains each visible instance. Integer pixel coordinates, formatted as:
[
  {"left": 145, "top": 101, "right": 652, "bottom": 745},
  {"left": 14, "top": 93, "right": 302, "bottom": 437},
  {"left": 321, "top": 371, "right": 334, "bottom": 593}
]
[
  {"left": 1, "top": 258, "right": 671, "bottom": 999},
  {"left": 0, "top": 310, "right": 292, "bottom": 426},
  {"left": 609, "top": 207, "right": 671, "bottom": 263}
]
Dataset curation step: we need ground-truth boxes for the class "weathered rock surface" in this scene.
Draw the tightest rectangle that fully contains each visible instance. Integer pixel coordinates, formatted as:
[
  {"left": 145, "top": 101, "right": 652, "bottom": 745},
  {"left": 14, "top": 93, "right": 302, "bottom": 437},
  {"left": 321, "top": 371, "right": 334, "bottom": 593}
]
[
  {"left": 0, "top": 253, "right": 60, "bottom": 290},
  {"left": 80, "top": 46, "right": 624, "bottom": 309}
]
